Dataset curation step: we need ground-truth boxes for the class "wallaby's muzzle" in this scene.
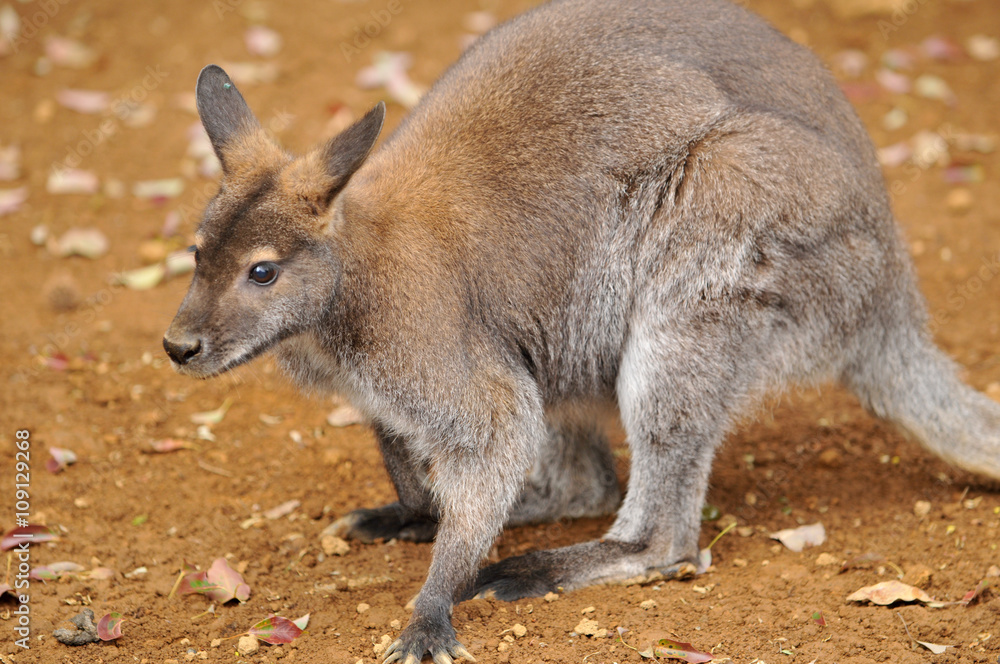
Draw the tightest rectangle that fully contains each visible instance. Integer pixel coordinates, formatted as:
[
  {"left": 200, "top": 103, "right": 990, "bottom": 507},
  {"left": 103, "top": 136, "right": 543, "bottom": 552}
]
[{"left": 163, "top": 332, "right": 202, "bottom": 366}]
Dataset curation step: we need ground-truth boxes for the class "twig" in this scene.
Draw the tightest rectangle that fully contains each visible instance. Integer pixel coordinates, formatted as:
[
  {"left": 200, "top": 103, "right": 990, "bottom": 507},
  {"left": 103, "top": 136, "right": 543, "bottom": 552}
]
[{"left": 896, "top": 611, "right": 916, "bottom": 649}]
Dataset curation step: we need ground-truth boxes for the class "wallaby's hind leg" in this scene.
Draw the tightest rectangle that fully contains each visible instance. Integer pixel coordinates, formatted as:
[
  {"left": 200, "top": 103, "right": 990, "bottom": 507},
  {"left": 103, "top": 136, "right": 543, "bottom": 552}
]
[
  {"left": 331, "top": 418, "right": 621, "bottom": 543},
  {"left": 507, "top": 415, "right": 621, "bottom": 526},
  {"left": 471, "top": 317, "right": 748, "bottom": 601},
  {"left": 326, "top": 424, "right": 440, "bottom": 543}
]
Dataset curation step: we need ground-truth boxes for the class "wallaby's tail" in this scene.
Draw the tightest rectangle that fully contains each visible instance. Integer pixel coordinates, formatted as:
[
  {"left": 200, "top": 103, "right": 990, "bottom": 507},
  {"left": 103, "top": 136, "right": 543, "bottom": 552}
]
[{"left": 843, "top": 322, "right": 1000, "bottom": 481}]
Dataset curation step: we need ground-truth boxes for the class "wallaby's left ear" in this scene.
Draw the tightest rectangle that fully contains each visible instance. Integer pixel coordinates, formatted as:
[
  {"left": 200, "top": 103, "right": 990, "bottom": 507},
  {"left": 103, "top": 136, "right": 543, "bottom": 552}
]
[
  {"left": 318, "top": 101, "right": 386, "bottom": 200},
  {"left": 196, "top": 64, "right": 262, "bottom": 169}
]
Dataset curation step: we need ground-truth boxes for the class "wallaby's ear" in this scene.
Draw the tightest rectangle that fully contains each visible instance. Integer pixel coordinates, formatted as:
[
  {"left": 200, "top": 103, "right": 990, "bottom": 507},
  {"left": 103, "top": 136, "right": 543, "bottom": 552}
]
[
  {"left": 196, "top": 65, "right": 261, "bottom": 169},
  {"left": 318, "top": 101, "right": 386, "bottom": 199}
]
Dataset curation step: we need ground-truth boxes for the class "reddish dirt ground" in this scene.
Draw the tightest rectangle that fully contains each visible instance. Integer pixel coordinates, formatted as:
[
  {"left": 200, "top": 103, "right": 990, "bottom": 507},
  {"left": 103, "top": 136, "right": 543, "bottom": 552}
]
[{"left": 2, "top": 1, "right": 999, "bottom": 663}]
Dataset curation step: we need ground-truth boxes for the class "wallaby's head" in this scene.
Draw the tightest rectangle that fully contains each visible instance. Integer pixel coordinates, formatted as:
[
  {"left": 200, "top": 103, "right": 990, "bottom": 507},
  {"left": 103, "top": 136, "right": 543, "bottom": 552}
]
[{"left": 163, "top": 65, "right": 384, "bottom": 377}]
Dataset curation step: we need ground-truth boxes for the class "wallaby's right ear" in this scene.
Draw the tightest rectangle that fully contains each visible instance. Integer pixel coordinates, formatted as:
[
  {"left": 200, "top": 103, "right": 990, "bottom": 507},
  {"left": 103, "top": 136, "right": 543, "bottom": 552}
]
[{"left": 196, "top": 65, "right": 262, "bottom": 171}]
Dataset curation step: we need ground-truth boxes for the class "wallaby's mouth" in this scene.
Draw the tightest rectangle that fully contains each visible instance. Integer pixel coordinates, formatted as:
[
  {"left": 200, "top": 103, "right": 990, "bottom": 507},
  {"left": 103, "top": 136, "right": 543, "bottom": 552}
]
[{"left": 165, "top": 331, "right": 291, "bottom": 379}]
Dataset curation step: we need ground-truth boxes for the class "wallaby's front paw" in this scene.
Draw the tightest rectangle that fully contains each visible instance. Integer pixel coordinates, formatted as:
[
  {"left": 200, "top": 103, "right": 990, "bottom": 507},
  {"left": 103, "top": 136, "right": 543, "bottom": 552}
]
[
  {"left": 324, "top": 502, "right": 437, "bottom": 544},
  {"left": 383, "top": 615, "right": 475, "bottom": 664}
]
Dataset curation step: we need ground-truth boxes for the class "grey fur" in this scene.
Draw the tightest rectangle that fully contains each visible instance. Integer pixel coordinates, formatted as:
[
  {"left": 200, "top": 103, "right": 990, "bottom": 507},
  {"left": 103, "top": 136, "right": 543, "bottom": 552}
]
[{"left": 163, "top": 0, "right": 1000, "bottom": 661}]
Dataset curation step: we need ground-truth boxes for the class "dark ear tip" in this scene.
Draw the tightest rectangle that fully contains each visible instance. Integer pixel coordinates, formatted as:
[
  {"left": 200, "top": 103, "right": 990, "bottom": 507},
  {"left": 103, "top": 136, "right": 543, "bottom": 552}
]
[{"left": 197, "top": 64, "right": 233, "bottom": 89}]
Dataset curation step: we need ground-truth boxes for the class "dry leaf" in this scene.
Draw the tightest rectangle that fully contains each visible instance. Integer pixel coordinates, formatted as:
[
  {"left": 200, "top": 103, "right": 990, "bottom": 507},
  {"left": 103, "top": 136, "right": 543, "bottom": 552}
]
[{"left": 770, "top": 522, "right": 826, "bottom": 552}]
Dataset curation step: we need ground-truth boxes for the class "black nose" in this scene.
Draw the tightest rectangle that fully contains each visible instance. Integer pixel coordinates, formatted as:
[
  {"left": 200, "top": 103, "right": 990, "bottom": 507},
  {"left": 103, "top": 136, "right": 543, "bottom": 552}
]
[{"left": 163, "top": 335, "right": 202, "bottom": 365}]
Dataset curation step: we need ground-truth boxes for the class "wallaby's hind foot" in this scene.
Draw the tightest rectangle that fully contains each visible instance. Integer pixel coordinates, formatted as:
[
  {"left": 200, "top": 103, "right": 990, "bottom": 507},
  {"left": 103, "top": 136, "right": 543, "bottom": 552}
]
[
  {"left": 325, "top": 502, "right": 437, "bottom": 543},
  {"left": 470, "top": 540, "right": 651, "bottom": 601}
]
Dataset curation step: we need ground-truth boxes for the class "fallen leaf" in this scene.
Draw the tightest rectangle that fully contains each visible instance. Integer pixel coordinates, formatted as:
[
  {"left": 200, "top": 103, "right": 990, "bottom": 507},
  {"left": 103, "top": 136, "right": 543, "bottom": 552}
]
[
  {"left": 811, "top": 611, "right": 826, "bottom": 626},
  {"left": 115, "top": 263, "right": 166, "bottom": 290},
  {"left": 0, "top": 186, "right": 27, "bottom": 215},
  {"left": 50, "top": 227, "right": 109, "bottom": 259},
  {"left": 0, "top": 143, "right": 20, "bottom": 180},
  {"left": 292, "top": 613, "right": 310, "bottom": 630},
  {"left": 165, "top": 249, "right": 196, "bottom": 278},
  {"left": 914, "top": 74, "right": 955, "bottom": 105},
  {"left": 56, "top": 89, "right": 110, "bottom": 114},
  {"left": 653, "top": 638, "right": 714, "bottom": 663},
  {"left": 191, "top": 398, "right": 233, "bottom": 425},
  {"left": 133, "top": 178, "right": 184, "bottom": 200},
  {"left": 179, "top": 558, "right": 250, "bottom": 603},
  {"left": 966, "top": 34, "right": 999, "bottom": 61},
  {"left": 916, "top": 640, "right": 953, "bottom": 654},
  {"left": 0, "top": 5, "right": 21, "bottom": 56},
  {"left": 149, "top": 438, "right": 198, "bottom": 453},
  {"left": 770, "top": 522, "right": 826, "bottom": 552},
  {"left": 264, "top": 500, "right": 300, "bottom": 520},
  {"left": 46, "top": 169, "right": 99, "bottom": 195},
  {"left": 44, "top": 35, "right": 95, "bottom": 68},
  {"left": 875, "top": 68, "right": 910, "bottom": 94},
  {"left": 356, "top": 52, "right": 424, "bottom": 108},
  {"left": 920, "top": 36, "right": 963, "bottom": 61},
  {"left": 97, "top": 612, "right": 125, "bottom": 641},
  {"left": 957, "top": 579, "right": 989, "bottom": 607},
  {"left": 847, "top": 580, "right": 936, "bottom": 606},
  {"left": 877, "top": 141, "right": 911, "bottom": 168},
  {"left": 0, "top": 582, "right": 14, "bottom": 598},
  {"left": 46, "top": 446, "right": 78, "bottom": 473},
  {"left": 1, "top": 524, "right": 60, "bottom": 551},
  {"left": 248, "top": 614, "right": 303, "bottom": 644},
  {"left": 245, "top": 25, "right": 282, "bottom": 57},
  {"left": 31, "top": 561, "right": 84, "bottom": 580}
]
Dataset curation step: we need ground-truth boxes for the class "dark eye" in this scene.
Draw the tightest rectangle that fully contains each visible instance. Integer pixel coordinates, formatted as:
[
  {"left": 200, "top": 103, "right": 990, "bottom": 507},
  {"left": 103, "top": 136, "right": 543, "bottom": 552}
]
[{"left": 249, "top": 262, "right": 279, "bottom": 285}]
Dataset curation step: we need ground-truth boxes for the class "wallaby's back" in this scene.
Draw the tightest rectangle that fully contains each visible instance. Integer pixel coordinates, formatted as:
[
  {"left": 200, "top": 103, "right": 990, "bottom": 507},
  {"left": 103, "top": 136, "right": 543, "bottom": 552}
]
[{"left": 341, "top": 0, "right": 910, "bottom": 401}]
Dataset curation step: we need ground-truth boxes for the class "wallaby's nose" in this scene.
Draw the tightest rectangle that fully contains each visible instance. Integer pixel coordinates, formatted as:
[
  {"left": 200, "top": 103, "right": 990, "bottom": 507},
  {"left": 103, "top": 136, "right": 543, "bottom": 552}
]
[{"left": 163, "top": 334, "right": 202, "bottom": 365}]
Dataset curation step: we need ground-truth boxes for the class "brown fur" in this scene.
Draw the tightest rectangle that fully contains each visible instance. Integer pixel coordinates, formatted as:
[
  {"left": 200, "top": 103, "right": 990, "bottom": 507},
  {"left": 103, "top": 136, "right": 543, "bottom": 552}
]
[{"left": 164, "top": 2, "right": 1000, "bottom": 662}]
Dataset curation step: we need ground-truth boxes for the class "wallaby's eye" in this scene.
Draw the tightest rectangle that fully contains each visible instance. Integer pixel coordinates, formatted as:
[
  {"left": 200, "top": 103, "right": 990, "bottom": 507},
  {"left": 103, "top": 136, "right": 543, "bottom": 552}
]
[{"left": 249, "top": 262, "right": 279, "bottom": 286}]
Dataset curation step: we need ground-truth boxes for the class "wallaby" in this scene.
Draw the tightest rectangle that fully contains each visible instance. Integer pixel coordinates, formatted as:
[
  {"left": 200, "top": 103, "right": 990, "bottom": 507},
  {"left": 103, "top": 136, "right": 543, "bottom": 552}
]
[{"left": 163, "top": 0, "right": 1000, "bottom": 661}]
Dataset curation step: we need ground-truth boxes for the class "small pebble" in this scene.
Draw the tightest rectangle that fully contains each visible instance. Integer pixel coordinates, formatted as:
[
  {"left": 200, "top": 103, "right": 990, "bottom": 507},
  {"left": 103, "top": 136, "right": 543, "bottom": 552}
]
[
  {"left": 356, "top": 602, "right": 371, "bottom": 614},
  {"left": 543, "top": 592, "right": 559, "bottom": 602},
  {"left": 372, "top": 634, "right": 392, "bottom": 656},
  {"left": 639, "top": 599, "right": 657, "bottom": 609},
  {"left": 237, "top": 635, "right": 259, "bottom": 656},
  {"left": 881, "top": 107, "right": 907, "bottom": 131},
  {"left": 914, "top": 500, "right": 932, "bottom": 518},
  {"left": 574, "top": 618, "right": 600, "bottom": 636},
  {"left": 511, "top": 623, "right": 526, "bottom": 638},
  {"left": 581, "top": 606, "right": 595, "bottom": 614},
  {"left": 322, "top": 535, "right": 351, "bottom": 556},
  {"left": 966, "top": 34, "right": 999, "bottom": 61},
  {"left": 819, "top": 448, "right": 842, "bottom": 468},
  {"left": 945, "top": 188, "right": 973, "bottom": 214},
  {"left": 815, "top": 552, "right": 839, "bottom": 566}
]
